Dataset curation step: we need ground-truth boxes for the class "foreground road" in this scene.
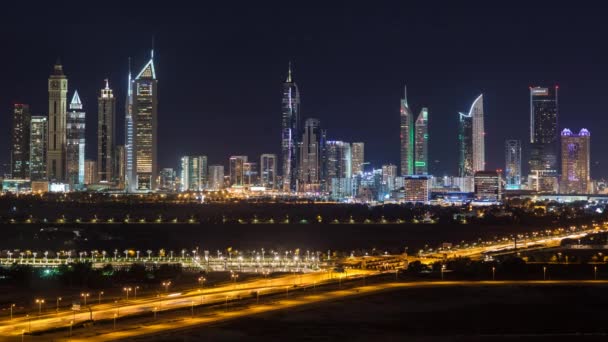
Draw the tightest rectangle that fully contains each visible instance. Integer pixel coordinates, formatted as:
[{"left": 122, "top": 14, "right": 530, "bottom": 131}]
[
  {"left": 21, "top": 279, "right": 608, "bottom": 341},
  {"left": 0, "top": 269, "right": 372, "bottom": 337}
]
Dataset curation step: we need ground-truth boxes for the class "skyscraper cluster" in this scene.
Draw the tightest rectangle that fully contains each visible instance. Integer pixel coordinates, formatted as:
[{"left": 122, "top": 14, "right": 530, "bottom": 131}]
[{"left": 8, "top": 51, "right": 158, "bottom": 193}]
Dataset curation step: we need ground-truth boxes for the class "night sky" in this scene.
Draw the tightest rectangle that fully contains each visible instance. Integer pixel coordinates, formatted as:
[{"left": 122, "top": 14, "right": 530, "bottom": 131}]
[{"left": 1, "top": 3, "right": 607, "bottom": 178}]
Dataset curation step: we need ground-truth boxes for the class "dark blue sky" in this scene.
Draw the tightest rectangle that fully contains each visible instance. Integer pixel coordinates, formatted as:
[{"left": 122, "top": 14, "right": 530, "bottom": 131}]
[{"left": 1, "top": 2, "right": 607, "bottom": 177}]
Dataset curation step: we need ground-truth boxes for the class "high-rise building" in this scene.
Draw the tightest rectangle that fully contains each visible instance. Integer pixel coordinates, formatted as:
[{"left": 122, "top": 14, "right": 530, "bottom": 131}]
[
  {"left": 474, "top": 170, "right": 501, "bottom": 202},
  {"left": 84, "top": 160, "right": 97, "bottom": 185},
  {"left": 243, "top": 162, "right": 258, "bottom": 186},
  {"left": 325, "top": 141, "right": 351, "bottom": 199},
  {"left": 298, "top": 118, "right": 322, "bottom": 192},
  {"left": 530, "top": 87, "right": 559, "bottom": 176},
  {"left": 159, "top": 168, "right": 176, "bottom": 191},
  {"left": 30, "top": 116, "right": 47, "bottom": 181},
  {"left": 414, "top": 108, "right": 428, "bottom": 175},
  {"left": 560, "top": 128, "right": 590, "bottom": 194},
  {"left": 400, "top": 86, "right": 414, "bottom": 176},
  {"left": 459, "top": 94, "right": 484, "bottom": 177},
  {"left": 66, "top": 91, "right": 85, "bottom": 188},
  {"left": 403, "top": 175, "right": 431, "bottom": 203},
  {"left": 125, "top": 58, "right": 134, "bottom": 192},
  {"left": 281, "top": 62, "right": 300, "bottom": 192},
  {"left": 11, "top": 104, "right": 31, "bottom": 179},
  {"left": 97, "top": 80, "right": 116, "bottom": 183},
  {"left": 382, "top": 164, "right": 398, "bottom": 192},
  {"left": 351, "top": 142, "right": 365, "bottom": 175},
  {"left": 180, "top": 156, "right": 208, "bottom": 191},
  {"left": 115, "top": 145, "right": 126, "bottom": 189},
  {"left": 132, "top": 50, "right": 158, "bottom": 191},
  {"left": 260, "top": 154, "right": 277, "bottom": 189},
  {"left": 229, "top": 156, "right": 247, "bottom": 186},
  {"left": 47, "top": 62, "right": 68, "bottom": 181},
  {"left": 505, "top": 140, "right": 521, "bottom": 190},
  {"left": 208, "top": 165, "right": 225, "bottom": 190}
]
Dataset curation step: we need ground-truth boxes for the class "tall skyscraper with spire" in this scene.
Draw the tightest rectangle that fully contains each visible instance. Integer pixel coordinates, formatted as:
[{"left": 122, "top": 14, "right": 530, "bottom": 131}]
[
  {"left": 414, "top": 108, "right": 428, "bottom": 175},
  {"left": 125, "top": 58, "right": 134, "bottom": 191},
  {"left": 281, "top": 62, "right": 300, "bottom": 192},
  {"left": 98, "top": 79, "right": 116, "bottom": 183},
  {"left": 47, "top": 61, "right": 68, "bottom": 182},
  {"left": 530, "top": 86, "right": 559, "bottom": 177},
  {"left": 459, "top": 95, "right": 484, "bottom": 177},
  {"left": 400, "top": 86, "right": 414, "bottom": 176},
  {"left": 132, "top": 50, "right": 158, "bottom": 191},
  {"left": 66, "top": 91, "right": 85, "bottom": 188}
]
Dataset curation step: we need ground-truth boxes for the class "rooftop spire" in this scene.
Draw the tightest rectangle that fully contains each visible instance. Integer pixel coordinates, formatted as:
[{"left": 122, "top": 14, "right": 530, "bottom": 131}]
[
  {"left": 70, "top": 90, "right": 82, "bottom": 110},
  {"left": 151, "top": 36, "right": 155, "bottom": 60},
  {"left": 104, "top": 78, "right": 110, "bottom": 90},
  {"left": 286, "top": 61, "right": 292, "bottom": 83},
  {"left": 403, "top": 85, "right": 408, "bottom": 106}
]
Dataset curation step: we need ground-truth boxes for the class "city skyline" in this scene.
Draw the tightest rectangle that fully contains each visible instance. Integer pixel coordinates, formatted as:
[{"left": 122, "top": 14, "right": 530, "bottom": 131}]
[{"left": 1, "top": 4, "right": 608, "bottom": 178}]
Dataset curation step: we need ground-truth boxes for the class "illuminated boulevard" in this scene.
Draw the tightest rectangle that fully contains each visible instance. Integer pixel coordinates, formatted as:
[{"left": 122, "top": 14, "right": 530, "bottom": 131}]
[{"left": 4, "top": 271, "right": 608, "bottom": 341}]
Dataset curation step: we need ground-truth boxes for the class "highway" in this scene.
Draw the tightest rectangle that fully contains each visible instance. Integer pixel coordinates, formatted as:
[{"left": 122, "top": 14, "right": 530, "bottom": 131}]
[
  {"left": 30, "top": 279, "right": 608, "bottom": 341},
  {"left": 0, "top": 269, "right": 373, "bottom": 338}
]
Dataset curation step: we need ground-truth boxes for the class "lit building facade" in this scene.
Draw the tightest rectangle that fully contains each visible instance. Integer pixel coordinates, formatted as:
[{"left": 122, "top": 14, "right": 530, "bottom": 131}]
[
  {"left": 125, "top": 58, "right": 134, "bottom": 191},
  {"left": 414, "top": 108, "right": 428, "bottom": 175},
  {"left": 298, "top": 118, "right": 322, "bottom": 192},
  {"left": 98, "top": 80, "right": 116, "bottom": 183},
  {"left": 180, "top": 156, "right": 208, "bottom": 191},
  {"left": 208, "top": 165, "right": 225, "bottom": 190},
  {"left": 30, "top": 116, "right": 47, "bottom": 181},
  {"left": 459, "top": 95, "right": 484, "bottom": 177},
  {"left": 260, "top": 154, "right": 277, "bottom": 189},
  {"left": 382, "top": 164, "right": 398, "bottom": 192},
  {"left": 115, "top": 145, "right": 125, "bottom": 189},
  {"left": 229, "top": 156, "right": 247, "bottom": 186},
  {"left": 132, "top": 51, "right": 158, "bottom": 191},
  {"left": 351, "top": 142, "right": 365, "bottom": 175},
  {"left": 325, "top": 141, "right": 351, "bottom": 199},
  {"left": 400, "top": 86, "right": 414, "bottom": 176},
  {"left": 47, "top": 62, "right": 68, "bottom": 182},
  {"left": 159, "top": 168, "right": 176, "bottom": 191},
  {"left": 84, "top": 160, "right": 97, "bottom": 185},
  {"left": 11, "top": 104, "right": 31, "bottom": 179},
  {"left": 403, "top": 175, "right": 431, "bottom": 203},
  {"left": 505, "top": 139, "right": 521, "bottom": 190},
  {"left": 244, "top": 162, "right": 258, "bottom": 186},
  {"left": 474, "top": 170, "right": 501, "bottom": 202},
  {"left": 281, "top": 63, "right": 300, "bottom": 192},
  {"left": 560, "top": 128, "right": 590, "bottom": 194},
  {"left": 66, "top": 92, "right": 85, "bottom": 188},
  {"left": 530, "top": 86, "right": 559, "bottom": 177}
]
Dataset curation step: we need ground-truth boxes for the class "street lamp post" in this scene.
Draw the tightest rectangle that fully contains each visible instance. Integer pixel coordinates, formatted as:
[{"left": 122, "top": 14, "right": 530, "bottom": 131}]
[
  {"left": 123, "top": 287, "right": 132, "bottom": 301},
  {"left": 441, "top": 265, "right": 446, "bottom": 281},
  {"left": 35, "top": 299, "right": 44, "bottom": 315},
  {"left": 162, "top": 281, "right": 171, "bottom": 293},
  {"left": 594, "top": 266, "right": 598, "bottom": 280},
  {"left": 543, "top": 266, "right": 547, "bottom": 280},
  {"left": 98, "top": 292, "right": 104, "bottom": 305},
  {"left": 56, "top": 297, "right": 62, "bottom": 313},
  {"left": 492, "top": 266, "right": 496, "bottom": 281},
  {"left": 153, "top": 306, "right": 158, "bottom": 320},
  {"left": 80, "top": 293, "right": 89, "bottom": 306},
  {"left": 134, "top": 286, "right": 139, "bottom": 299},
  {"left": 69, "top": 320, "right": 73, "bottom": 337},
  {"left": 10, "top": 304, "right": 15, "bottom": 320},
  {"left": 113, "top": 313, "right": 117, "bottom": 330}
]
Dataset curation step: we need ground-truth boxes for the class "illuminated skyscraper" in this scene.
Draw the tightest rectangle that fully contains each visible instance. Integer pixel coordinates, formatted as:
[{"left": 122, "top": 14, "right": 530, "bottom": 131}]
[
  {"left": 132, "top": 50, "right": 158, "bottom": 191},
  {"left": 97, "top": 80, "right": 116, "bottom": 183},
  {"left": 351, "top": 142, "right": 365, "bottom": 175},
  {"left": 84, "top": 159, "right": 97, "bottom": 185},
  {"left": 244, "top": 162, "right": 258, "bottom": 186},
  {"left": 400, "top": 86, "right": 414, "bottom": 176},
  {"left": 459, "top": 95, "right": 484, "bottom": 176},
  {"left": 505, "top": 140, "right": 521, "bottom": 190},
  {"left": 66, "top": 91, "right": 85, "bottom": 188},
  {"left": 560, "top": 128, "right": 590, "bottom": 194},
  {"left": 414, "top": 108, "right": 428, "bottom": 175},
  {"left": 229, "top": 156, "right": 247, "bottom": 186},
  {"left": 11, "top": 104, "right": 31, "bottom": 179},
  {"left": 325, "top": 141, "right": 351, "bottom": 199},
  {"left": 30, "top": 116, "right": 47, "bottom": 181},
  {"left": 180, "top": 156, "right": 208, "bottom": 191},
  {"left": 382, "top": 164, "right": 398, "bottom": 191},
  {"left": 260, "top": 154, "right": 277, "bottom": 189},
  {"left": 403, "top": 176, "right": 431, "bottom": 203},
  {"left": 159, "top": 168, "right": 175, "bottom": 191},
  {"left": 530, "top": 86, "right": 559, "bottom": 176},
  {"left": 281, "top": 62, "right": 300, "bottom": 192},
  {"left": 125, "top": 58, "right": 134, "bottom": 191},
  {"left": 47, "top": 62, "right": 68, "bottom": 182},
  {"left": 298, "top": 118, "right": 322, "bottom": 192},
  {"left": 208, "top": 165, "right": 225, "bottom": 190}
]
